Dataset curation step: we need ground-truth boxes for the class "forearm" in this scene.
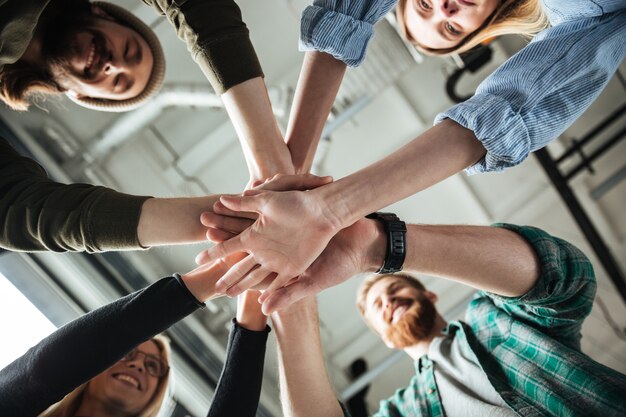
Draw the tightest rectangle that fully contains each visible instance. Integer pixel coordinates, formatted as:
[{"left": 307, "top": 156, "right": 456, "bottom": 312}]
[
  {"left": 221, "top": 78, "right": 294, "bottom": 181},
  {"left": 317, "top": 119, "right": 486, "bottom": 229},
  {"left": 0, "top": 276, "right": 202, "bottom": 415},
  {"left": 285, "top": 51, "right": 347, "bottom": 173},
  {"left": 366, "top": 223, "right": 540, "bottom": 297},
  {"left": 137, "top": 195, "right": 220, "bottom": 247},
  {"left": 273, "top": 298, "right": 344, "bottom": 417}
]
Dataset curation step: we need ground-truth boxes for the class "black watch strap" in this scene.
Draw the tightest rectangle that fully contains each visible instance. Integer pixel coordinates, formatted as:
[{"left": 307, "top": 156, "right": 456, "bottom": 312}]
[{"left": 366, "top": 212, "right": 406, "bottom": 274}]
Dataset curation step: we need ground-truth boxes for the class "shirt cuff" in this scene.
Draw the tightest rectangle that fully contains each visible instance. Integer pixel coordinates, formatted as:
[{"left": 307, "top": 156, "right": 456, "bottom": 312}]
[
  {"left": 434, "top": 93, "right": 531, "bottom": 175},
  {"left": 173, "top": 273, "right": 206, "bottom": 308},
  {"left": 87, "top": 191, "right": 152, "bottom": 251},
  {"left": 300, "top": 5, "right": 375, "bottom": 67}
]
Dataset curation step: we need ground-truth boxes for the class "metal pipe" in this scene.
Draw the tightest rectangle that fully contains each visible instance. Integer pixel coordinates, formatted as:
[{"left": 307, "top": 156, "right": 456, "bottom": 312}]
[
  {"left": 564, "top": 124, "right": 626, "bottom": 180},
  {"left": 88, "top": 85, "right": 223, "bottom": 157},
  {"left": 535, "top": 148, "right": 626, "bottom": 302},
  {"left": 591, "top": 163, "right": 626, "bottom": 200},
  {"left": 555, "top": 103, "right": 626, "bottom": 164}
]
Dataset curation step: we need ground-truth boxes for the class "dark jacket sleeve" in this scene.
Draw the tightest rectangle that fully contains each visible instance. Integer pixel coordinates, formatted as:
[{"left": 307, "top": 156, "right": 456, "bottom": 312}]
[
  {"left": 0, "top": 275, "right": 204, "bottom": 417},
  {"left": 0, "top": 137, "right": 152, "bottom": 252},
  {"left": 207, "top": 319, "right": 270, "bottom": 417},
  {"left": 142, "top": 0, "right": 264, "bottom": 94}
]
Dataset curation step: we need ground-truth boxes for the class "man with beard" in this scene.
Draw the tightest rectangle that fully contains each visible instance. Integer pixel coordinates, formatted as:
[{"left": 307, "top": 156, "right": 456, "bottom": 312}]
[{"left": 264, "top": 221, "right": 626, "bottom": 416}]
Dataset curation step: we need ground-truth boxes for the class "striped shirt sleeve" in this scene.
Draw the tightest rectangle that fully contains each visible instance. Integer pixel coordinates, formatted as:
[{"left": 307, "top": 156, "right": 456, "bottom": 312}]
[
  {"left": 435, "top": 10, "right": 626, "bottom": 174},
  {"left": 300, "top": 0, "right": 398, "bottom": 66}
]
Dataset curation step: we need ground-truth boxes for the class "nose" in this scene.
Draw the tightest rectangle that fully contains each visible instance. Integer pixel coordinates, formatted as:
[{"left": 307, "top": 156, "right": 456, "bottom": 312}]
[
  {"left": 440, "top": 0, "right": 459, "bottom": 17},
  {"left": 127, "top": 358, "right": 145, "bottom": 373},
  {"left": 102, "top": 51, "right": 126, "bottom": 75}
]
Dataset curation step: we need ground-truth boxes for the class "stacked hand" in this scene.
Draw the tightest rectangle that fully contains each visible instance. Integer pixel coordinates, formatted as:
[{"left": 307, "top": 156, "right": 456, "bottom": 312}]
[{"left": 196, "top": 174, "right": 385, "bottom": 314}]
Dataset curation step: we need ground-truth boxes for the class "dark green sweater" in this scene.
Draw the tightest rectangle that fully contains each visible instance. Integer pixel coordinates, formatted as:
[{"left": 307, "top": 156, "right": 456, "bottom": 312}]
[
  {"left": 0, "top": 0, "right": 263, "bottom": 94},
  {"left": 0, "top": 136, "right": 151, "bottom": 252}
]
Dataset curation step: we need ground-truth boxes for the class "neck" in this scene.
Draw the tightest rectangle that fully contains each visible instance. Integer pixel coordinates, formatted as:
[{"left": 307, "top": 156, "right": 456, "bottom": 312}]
[{"left": 403, "top": 314, "right": 447, "bottom": 361}]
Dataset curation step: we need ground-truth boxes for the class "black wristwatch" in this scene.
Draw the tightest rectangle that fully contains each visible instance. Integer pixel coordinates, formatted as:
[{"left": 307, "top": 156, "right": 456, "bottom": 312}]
[{"left": 365, "top": 212, "right": 406, "bottom": 274}]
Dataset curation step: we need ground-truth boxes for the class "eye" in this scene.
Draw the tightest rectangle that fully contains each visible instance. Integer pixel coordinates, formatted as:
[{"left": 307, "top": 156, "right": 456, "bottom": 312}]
[
  {"left": 420, "top": 0, "right": 432, "bottom": 10},
  {"left": 445, "top": 22, "right": 462, "bottom": 35},
  {"left": 145, "top": 356, "right": 162, "bottom": 375}
]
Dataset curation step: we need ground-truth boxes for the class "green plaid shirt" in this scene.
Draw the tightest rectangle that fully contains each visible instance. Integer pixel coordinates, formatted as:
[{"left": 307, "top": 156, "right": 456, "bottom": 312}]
[{"left": 372, "top": 224, "right": 626, "bottom": 417}]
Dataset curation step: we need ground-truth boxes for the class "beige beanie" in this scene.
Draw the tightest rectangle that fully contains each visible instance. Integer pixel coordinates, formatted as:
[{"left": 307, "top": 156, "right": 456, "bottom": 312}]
[{"left": 66, "top": 1, "right": 165, "bottom": 112}]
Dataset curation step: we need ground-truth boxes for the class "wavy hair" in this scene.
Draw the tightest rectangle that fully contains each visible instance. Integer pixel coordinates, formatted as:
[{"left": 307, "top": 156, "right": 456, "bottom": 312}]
[{"left": 396, "top": 0, "right": 548, "bottom": 56}]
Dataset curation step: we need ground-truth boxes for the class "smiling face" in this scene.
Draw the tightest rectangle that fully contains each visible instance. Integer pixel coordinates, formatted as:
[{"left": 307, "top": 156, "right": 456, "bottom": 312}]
[
  {"left": 402, "top": 0, "right": 501, "bottom": 50},
  {"left": 362, "top": 276, "right": 438, "bottom": 349},
  {"left": 85, "top": 340, "right": 163, "bottom": 415},
  {"left": 42, "top": 10, "right": 154, "bottom": 101}
]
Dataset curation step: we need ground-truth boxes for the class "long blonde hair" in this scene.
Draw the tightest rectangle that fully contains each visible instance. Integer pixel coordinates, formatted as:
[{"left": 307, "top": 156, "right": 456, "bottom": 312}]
[
  {"left": 39, "top": 335, "right": 172, "bottom": 417},
  {"left": 396, "top": 0, "right": 548, "bottom": 56}
]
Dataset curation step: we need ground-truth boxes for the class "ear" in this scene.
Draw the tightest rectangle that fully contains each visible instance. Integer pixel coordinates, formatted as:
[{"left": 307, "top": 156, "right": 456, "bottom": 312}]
[
  {"left": 90, "top": 5, "right": 115, "bottom": 21},
  {"left": 424, "top": 291, "right": 438, "bottom": 303}
]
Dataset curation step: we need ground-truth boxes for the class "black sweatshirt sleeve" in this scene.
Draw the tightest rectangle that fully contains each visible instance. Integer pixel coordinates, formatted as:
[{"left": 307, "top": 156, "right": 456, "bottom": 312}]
[
  {"left": 207, "top": 319, "right": 270, "bottom": 417},
  {"left": 0, "top": 275, "right": 203, "bottom": 416}
]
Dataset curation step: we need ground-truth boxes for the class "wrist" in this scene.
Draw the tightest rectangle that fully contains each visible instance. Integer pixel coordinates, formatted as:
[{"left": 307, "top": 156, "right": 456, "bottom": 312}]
[
  {"left": 313, "top": 183, "right": 356, "bottom": 232},
  {"left": 361, "top": 219, "right": 387, "bottom": 272}
]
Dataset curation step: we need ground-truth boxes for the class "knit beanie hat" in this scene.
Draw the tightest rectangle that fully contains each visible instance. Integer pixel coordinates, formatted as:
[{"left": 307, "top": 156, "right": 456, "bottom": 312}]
[{"left": 66, "top": 1, "right": 165, "bottom": 112}]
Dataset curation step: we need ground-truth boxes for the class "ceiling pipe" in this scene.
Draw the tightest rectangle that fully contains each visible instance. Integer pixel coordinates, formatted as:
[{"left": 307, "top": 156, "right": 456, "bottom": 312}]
[{"left": 88, "top": 84, "right": 224, "bottom": 158}]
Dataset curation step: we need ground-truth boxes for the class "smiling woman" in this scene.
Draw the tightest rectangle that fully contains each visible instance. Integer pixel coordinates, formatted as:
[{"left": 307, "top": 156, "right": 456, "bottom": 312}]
[
  {"left": 396, "top": 0, "right": 547, "bottom": 55},
  {"left": 39, "top": 336, "right": 171, "bottom": 417}
]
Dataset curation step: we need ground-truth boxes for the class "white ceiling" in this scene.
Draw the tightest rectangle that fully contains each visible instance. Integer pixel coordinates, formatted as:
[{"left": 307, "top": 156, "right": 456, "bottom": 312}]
[{"left": 1, "top": 0, "right": 625, "bottom": 415}]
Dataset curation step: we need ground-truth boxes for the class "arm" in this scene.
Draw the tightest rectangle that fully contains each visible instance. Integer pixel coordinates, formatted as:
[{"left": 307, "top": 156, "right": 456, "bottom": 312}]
[
  {"left": 435, "top": 10, "right": 626, "bottom": 174},
  {"left": 272, "top": 297, "right": 345, "bottom": 417},
  {"left": 0, "top": 136, "right": 223, "bottom": 252},
  {"left": 285, "top": 51, "right": 346, "bottom": 173},
  {"left": 202, "top": 120, "right": 486, "bottom": 292},
  {"left": 286, "top": 0, "right": 397, "bottom": 173},
  {"left": 261, "top": 220, "right": 541, "bottom": 313},
  {"left": 0, "top": 258, "right": 234, "bottom": 416},
  {"left": 142, "top": 0, "right": 294, "bottom": 182},
  {"left": 207, "top": 291, "right": 269, "bottom": 417}
]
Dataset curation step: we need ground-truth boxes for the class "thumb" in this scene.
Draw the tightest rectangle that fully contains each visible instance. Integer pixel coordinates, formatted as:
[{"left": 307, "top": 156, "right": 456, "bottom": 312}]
[
  {"left": 220, "top": 193, "right": 264, "bottom": 213},
  {"left": 261, "top": 281, "right": 312, "bottom": 314}
]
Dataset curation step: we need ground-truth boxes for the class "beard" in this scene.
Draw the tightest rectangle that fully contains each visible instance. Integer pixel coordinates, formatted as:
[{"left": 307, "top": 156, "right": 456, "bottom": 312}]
[{"left": 385, "top": 293, "right": 437, "bottom": 349}]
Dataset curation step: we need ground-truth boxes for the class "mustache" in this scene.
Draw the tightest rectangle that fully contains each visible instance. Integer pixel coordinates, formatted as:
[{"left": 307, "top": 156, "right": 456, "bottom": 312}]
[{"left": 385, "top": 296, "right": 436, "bottom": 348}]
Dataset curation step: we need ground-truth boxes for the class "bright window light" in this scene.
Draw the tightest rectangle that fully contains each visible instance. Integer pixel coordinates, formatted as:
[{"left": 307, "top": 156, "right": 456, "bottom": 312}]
[{"left": 0, "top": 272, "right": 57, "bottom": 370}]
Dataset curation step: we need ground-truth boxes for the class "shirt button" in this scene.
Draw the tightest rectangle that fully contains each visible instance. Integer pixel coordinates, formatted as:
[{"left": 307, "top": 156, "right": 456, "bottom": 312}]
[{"left": 427, "top": 388, "right": 435, "bottom": 394}]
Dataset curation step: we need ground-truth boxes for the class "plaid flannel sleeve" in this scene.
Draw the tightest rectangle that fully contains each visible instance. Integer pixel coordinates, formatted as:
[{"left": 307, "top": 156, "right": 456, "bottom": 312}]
[{"left": 485, "top": 224, "right": 597, "bottom": 350}]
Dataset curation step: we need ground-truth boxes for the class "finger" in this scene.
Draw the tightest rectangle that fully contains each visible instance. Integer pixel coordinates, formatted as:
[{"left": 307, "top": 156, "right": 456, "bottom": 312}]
[
  {"left": 263, "top": 272, "right": 292, "bottom": 294},
  {"left": 195, "top": 248, "right": 210, "bottom": 265},
  {"left": 262, "top": 281, "right": 313, "bottom": 314},
  {"left": 205, "top": 228, "right": 236, "bottom": 244},
  {"left": 255, "top": 174, "right": 333, "bottom": 192},
  {"left": 212, "top": 202, "right": 257, "bottom": 220},
  {"left": 196, "top": 236, "right": 244, "bottom": 266},
  {"left": 252, "top": 272, "right": 277, "bottom": 291},
  {"left": 219, "top": 194, "right": 264, "bottom": 213},
  {"left": 201, "top": 212, "right": 254, "bottom": 233},
  {"left": 215, "top": 255, "right": 258, "bottom": 294},
  {"left": 226, "top": 266, "right": 272, "bottom": 298}
]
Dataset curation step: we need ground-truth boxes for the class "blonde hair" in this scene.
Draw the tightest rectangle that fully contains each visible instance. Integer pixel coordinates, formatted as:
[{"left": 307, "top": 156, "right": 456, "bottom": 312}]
[
  {"left": 356, "top": 273, "right": 426, "bottom": 318},
  {"left": 396, "top": 0, "right": 548, "bottom": 56},
  {"left": 39, "top": 335, "right": 172, "bottom": 417}
]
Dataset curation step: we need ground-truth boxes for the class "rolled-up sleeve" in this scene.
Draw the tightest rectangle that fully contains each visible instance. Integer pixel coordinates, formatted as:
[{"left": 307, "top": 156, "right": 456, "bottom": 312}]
[
  {"left": 300, "top": 0, "right": 397, "bottom": 66},
  {"left": 435, "top": 10, "right": 626, "bottom": 174}
]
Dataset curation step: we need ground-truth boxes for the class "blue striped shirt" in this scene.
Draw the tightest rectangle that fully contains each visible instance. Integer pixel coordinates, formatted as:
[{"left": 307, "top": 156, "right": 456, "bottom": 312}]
[{"left": 300, "top": 0, "right": 626, "bottom": 173}]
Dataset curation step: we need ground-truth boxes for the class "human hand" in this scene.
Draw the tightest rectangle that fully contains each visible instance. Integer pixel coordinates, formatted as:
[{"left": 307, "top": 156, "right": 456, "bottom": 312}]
[
  {"left": 197, "top": 174, "right": 341, "bottom": 296},
  {"left": 260, "top": 218, "right": 385, "bottom": 314}
]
